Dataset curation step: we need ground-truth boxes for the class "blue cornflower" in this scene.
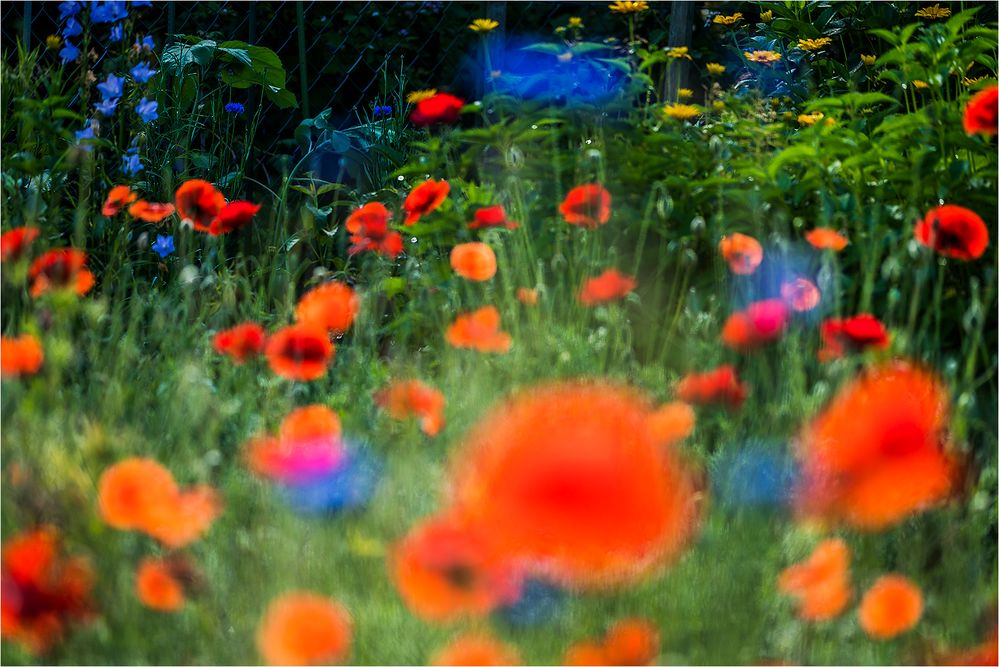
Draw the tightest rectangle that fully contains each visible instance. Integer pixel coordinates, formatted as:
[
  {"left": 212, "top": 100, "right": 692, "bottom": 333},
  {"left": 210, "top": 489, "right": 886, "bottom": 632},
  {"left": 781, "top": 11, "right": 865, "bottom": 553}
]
[
  {"left": 74, "top": 124, "right": 96, "bottom": 151},
  {"left": 91, "top": 1, "right": 127, "bottom": 24},
  {"left": 59, "top": 1, "right": 82, "bottom": 20},
  {"left": 151, "top": 235, "right": 175, "bottom": 258},
  {"left": 135, "top": 35, "right": 154, "bottom": 52},
  {"left": 109, "top": 22, "right": 124, "bottom": 42},
  {"left": 130, "top": 0, "right": 152, "bottom": 7},
  {"left": 281, "top": 447, "right": 381, "bottom": 515},
  {"left": 373, "top": 105, "right": 392, "bottom": 117},
  {"left": 130, "top": 61, "right": 156, "bottom": 83},
  {"left": 136, "top": 97, "right": 158, "bottom": 123},
  {"left": 61, "top": 17, "right": 82, "bottom": 38},
  {"left": 224, "top": 101, "right": 245, "bottom": 115},
  {"left": 122, "top": 147, "right": 143, "bottom": 176},
  {"left": 96, "top": 73, "right": 124, "bottom": 100},
  {"left": 94, "top": 97, "right": 119, "bottom": 116},
  {"left": 59, "top": 40, "right": 80, "bottom": 63}
]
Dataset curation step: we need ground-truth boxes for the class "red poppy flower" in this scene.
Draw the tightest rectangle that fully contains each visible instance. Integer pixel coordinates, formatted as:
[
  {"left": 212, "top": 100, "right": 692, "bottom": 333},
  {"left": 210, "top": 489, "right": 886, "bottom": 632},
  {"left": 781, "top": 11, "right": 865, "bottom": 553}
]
[
  {"left": 257, "top": 592, "right": 353, "bottom": 666},
  {"left": 391, "top": 514, "right": 522, "bottom": 622},
  {"left": 245, "top": 405, "right": 346, "bottom": 483},
  {"left": 516, "top": 287, "right": 538, "bottom": 305},
  {"left": 777, "top": 538, "right": 852, "bottom": 622},
  {"left": 295, "top": 282, "right": 360, "bottom": 334},
  {"left": 1, "top": 227, "right": 40, "bottom": 263},
  {"left": 805, "top": 228, "right": 849, "bottom": 252},
  {"left": 451, "top": 243, "right": 497, "bottom": 281},
  {"left": 375, "top": 379, "right": 446, "bottom": 436},
  {"left": 135, "top": 555, "right": 199, "bottom": 612},
  {"left": 403, "top": 179, "right": 450, "bottom": 225},
  {"left": 265, "top": 325, "right": 334, "bottom": 381},
  {"left": 208, "top": 201, "right": 262, "bottom": 236},
  {"left": 1, "top": 334, "right": 44, "bottom": 378},
  {"left": 719, "top": 233, "right": 763, "bottom": 275},
  {"left": 345, "top": 202, "right": 404, "bottom": 258},
  {"left": 675, "top": 365, "right": 747, "bottom": 409},
  {"left": 1, "top": 527, "right": 95, "bottom": 655},
  {"left": 720, "top": 299, "right": 790, "bottom": 351},
  {"left": 858, "top": 575, "right": 923, "bottom": 640},
  {"left": 410, "top": 92, "right": 465, "bottom": 126},
  {"left": 915, "top": 205, "right": 989, "bottom": 261},
  {"left": 175, "top": 179, "right": 226, "bottom": 232},
  {"left": 560, "top": 184, "right": 612, "bottom": 228},
  {"left": 818, "top": 314, "right": 890, "bottom": 362},
  {"left": 128, "top": 200, "right": 176, "bottom": 223},
  {"left": 430, "top": 634, "right": 521, "bottom": 666},
  {"left": 213, "top": 322, "right": 267, "bottom": 363},
  {"left": 446, "top": 306, "right": 512, "bottom": 353},
  {"left": 468, "top": 205, "right": 519, "bottom": 230},
  {"left": 603, "top": 618, "right": 661, "bottom": 666},
  {"left": 963, "top": 85, "right": 998, "bottom": 136},
  {"left": 102, "top": 185, "right": 137, "bottom": 216},
  {"left": 578, "top": 269, "right": 637, "bottom": 306},
  {"left": 450, "top": 381, "right": 702, "bottom": 588},
  {"left": 780, "top": 277, "right": 821, "bottom": 312},
  {"left": 794, "top": 361, "right": 957, "bottom": 530},
  {"left": 28, "top": 249, "right": 95, "bottom": 297}
]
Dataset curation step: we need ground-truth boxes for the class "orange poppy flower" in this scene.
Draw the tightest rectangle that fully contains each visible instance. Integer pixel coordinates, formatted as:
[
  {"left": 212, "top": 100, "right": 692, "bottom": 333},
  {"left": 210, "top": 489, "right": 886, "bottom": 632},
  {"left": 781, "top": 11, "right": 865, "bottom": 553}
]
[
  {"left": 603, "top": 618, "right": 661, "bottom": 665},
  {"left": 403, "top": 179, "right": 450, "bottom": 225},
  {"left": 516, "top": 287, "right": 538, "bottom": 305},
  {"left": 410, "top": 92, "right": 465, "bottom": 126},
  {"left": 208, "top": 201, "right": 262, "bottom": 236},
  {"left": 175, "top": 179, "right": 225, "bottom": 232},
  {"left": 1, "top": 334, "right": 44, "bottom": 378},
  {"left": 469, "top": 205, "right": 518, "bottom": 230},
  {"left": 795, "top": 361, "right": 956, "bottom": 530},
  {"left": 777, "top": 538, "right": 852, "bottom": 621},
  {"left": 446, "top": 306, "right": 512, "bottom": 353},
  {"left": 102, "top": 185, "right": 137, "bottom": 216},
  {"left": 451, "top": 243, "right": 497, "bottom": 281},
  {"left": 963, "top": 85, "right": 997, "bottom": 136},
  {"left": 805, "top": 228, "right": 849, "bottom": 251},
  {"left": 560, "top": 184, "right": 612, "bottom": 228},
  {"left": 564, "top": 641, "right": 610, "bottom": 666},
  {"left": 128, "top": 200, "right": 176, "bottom": 223},
  {"left": 858, "top": 574, "right": 923, "bottom": 640},
  {"left": 780, "top": 277, "right": 821, "bottom": 312},
  {"left": 647, "top": 401, "right": 695, "bottom": 446},
  {"left": 1, "top": 226, "right": 40, "bottom": 262},
  {"left": 676, "top": 365, "right": 748, "bottom": 409},
  {"left": 391, "top": 514, "right": 521, "bottom": 622},
  {"left": 142, "top": 486, "right": 223, "bottom": 549},
  {"left": 915, "top": 205, "right": 989, "bottom": 261},
  {"left": 28, "top": 248, "right": 95, "bottom": 297},
  {"left": 345, "top": 202, "right": 404, "bottom": 258},
  {"left": 720, "top": 299, "right": 789, "bottom": 351},
  {"left": 295, "top": 282, "right": 360, "bottom": 334},
  {"left": 578, "top": 269, "right": 637, "bottom": 306},
  {"left": 936, "top": 632, "right": 999, "bottom": 665},
  {"left": 375, "top": 379, "right": 446, "bottom": 436},
  {"left": 818, "top": 314, "right": 889, "bottom": 362},
  {"left": 280, "top": 405, "right": 342, "bottom": 443},
  {"left": 430, "top": 634, "right": 521, "bottom": 666},
  {"left": 265, "top": 325, "right": 334, "bottom": 381},
  {"left": 135, "top": 557, "right": 186, "bottom": 612},
  {"left": 719, "top": 232, "right": 763, "bottom": 275},
  {"left": 450, "top": 381, "right": 702, "bottom": 588},
  {"left": 257, "top": 592, "right": 353, "bottom": 665},
  {"left": 1, "top": 527, "right": 94, "bottom": 655},
  {"left": 213, "top": 322, "right": 267, "bottom": 363}
]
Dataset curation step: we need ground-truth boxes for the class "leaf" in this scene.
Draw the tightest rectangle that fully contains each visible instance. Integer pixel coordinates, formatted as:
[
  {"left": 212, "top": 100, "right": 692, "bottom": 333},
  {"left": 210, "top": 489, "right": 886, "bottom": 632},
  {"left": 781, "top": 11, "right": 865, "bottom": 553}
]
[
  {"left": 263, "top": 86, "right": 298, "bottom": 109},
  {"left": 521, "top": 43, "right": 564, "bottom": 55},
  {"left": 161, "top": 40, "right": 217, "bottom": 73},
  {"left": 768, "top": 144, "right": 819, "bottom": 179},
  {"left": 217, "top": 47, "right": 252, "bottom": 67}
]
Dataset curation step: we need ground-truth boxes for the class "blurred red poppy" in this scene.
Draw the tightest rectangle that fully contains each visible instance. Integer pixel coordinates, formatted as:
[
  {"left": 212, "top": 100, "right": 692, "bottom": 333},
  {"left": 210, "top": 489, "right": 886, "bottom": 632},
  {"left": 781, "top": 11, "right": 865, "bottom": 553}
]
[
  {"left": 446, "top": 306, "right": 511, "bottom": 353},
  {"left": 1, "top": 227, "right": 39, "bottom": 263},
  {"left": 257, "top": 592, "right": 353, "bottom": 665},
  {"left": 578, "top": 269, "right": 636, "bottom": 305},
  {"left": 175, "top": 179, "right": 225, "bottom": 232},
  {"left": 410, "top": 92, "right": 465, "bottom": 126},
  {"left": 209, "top": 201, "right": 261, "bottom": 235},
  {"left": 818, "top": 314, "right": 889, "bottom": 362},
  {"left": 135, "top": 556, "right": 198, "bottom": 612},
  {"left": 720, "top": 299, "right": 789, "bottom": 351},
  {"left": 128, "top": 200, "right": 176, "bottom": 223},
  {"left": 963, "top": 85, "right": 998, "bottom": 136},
  {"left": 265, "top": 325, "right": 334, "bottom": 381},
  {"left": 805, "top": 228, "right": 848, "bottom": 252},
  {"left": 719, "top": 233, "right": 763, "bottom": 275},
  {"left": 1, "top": 334, "right": 44, "bottom": 378},
  {"left": 780, "top": 277, "right": 820, "bottom": 312},
  {"left": 28, "top": 249, "right": 95, "bottom": 297},
  {"left": 102, "top": 185, "right": 137, "bottom": 216},
  {"left": 403, "top": 179, "right": 449, "bottom": 225},
  {"left": 376, "top": 379, "right": 446, "bottom": 436},
  {"left": 213, "top": 322, "right": 267, "bottom": 363},
  {"left": 915, "top": 205, "right": 989, "bottom": 261},
  {"left": 560, "top": 184, "right": 611, "bottom": 228},
  {"left": 430, "top": 634, "right": 521, "bottom": 666},
  {"left": 451, "top": 243, "right": 497, "bottom": 281},
  {"left": 676, "top": 365, "right": 747, "bottom": 409},
  {"left": 603, "top": 618, "right": 661, "bottom": 665},
  {"left": 469, "top": 205, "right": 518, "bottom": 230},
  {"left": 858, "top": 575, "right": 923, "bottom": 640},
  {"left": 516, "top": 287, "right": 539, "bottom": 305},
  {"left": 296, "top": 282, "right": 360, "bottom": 335},
  {"left": 778, "top": 538, "right": 852, "bottom": 622},
  {"left": 345, "top": 202, "right": 404, "bottom": 258}
]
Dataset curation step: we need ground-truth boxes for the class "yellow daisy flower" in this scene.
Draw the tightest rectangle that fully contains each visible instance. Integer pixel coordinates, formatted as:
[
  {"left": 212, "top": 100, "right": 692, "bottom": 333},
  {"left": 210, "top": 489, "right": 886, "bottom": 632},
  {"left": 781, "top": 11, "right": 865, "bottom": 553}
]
[
  {"left": 860, "top": 54, "right": 877, "bottom": 66},
  {"left": 666, "top": 46, "right": 693, "bottom": 60},
  {"left": 406, "top": 89, "right": 438, "bottom": 104},
  {"left": 469, "top": 18, "right": 499, "bottom": 33},
  {"left": 678, "top": 88, "right": 694, "bottom": 100},
  {"left": 915, "top": 3, "right": 951, "bottom": 19},
  {"left": 745, "top": 50, "right": 782, "bottom": 65},
  {"left": 798, "top": 37, "right": 833, "bottom": 51},
  {"left": 712, "top": 100, "right": 726, "bottom": 110},
  {"left": 964, "top": 76, "right": 985, "bottom": 86},
  {"left": 713, "top": 12, "right": 743, "bottom": 25},
  {"left": 706, "top": 62, "right": 726, "bottom": 75},
  {"left": 46, "top": 34, "right": 63, "bottom": 49},
  {"left": 609, "top": 1, "right": 650, "bottom": 14},
  {"left": 569, "top": 16, "right": 584, "bottom": 28},
  {"left": 797, "top": 112, "right": 825, "bottom": 126},
  {"left": 663, "top": 103, "right": 701, "bottom": 120},
  {"left": 911, "top": 80, "right": 930, "bottom": 89},
  {"left": 760, "top": 10, "right": 774, "bottom": 21}
]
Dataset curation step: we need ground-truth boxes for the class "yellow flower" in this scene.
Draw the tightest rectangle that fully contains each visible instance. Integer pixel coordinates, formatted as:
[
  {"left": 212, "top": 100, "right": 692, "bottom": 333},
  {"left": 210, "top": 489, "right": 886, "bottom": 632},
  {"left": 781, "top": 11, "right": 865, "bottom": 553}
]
[
  {"left": 797, "top": 37, "right": 833, "bottom": 51},
  {"left": 911, "top": 80, "right": 930, "bottom": 89},
  {"left": 678, "top": 88, "right": 694, "bottom": 100},
  {"left": 712, "top": 100, "right": 726, "bottom": 110},
  {"left": 915, "top": 3, "right": 951, "bottom": 19},
  {"left": 666, "top": 46, "right": 693, "bottom": 60},
  {"left": 663, "top": 103, "right": 701, "bottom": 120},
  {"left": 713, "top": 12, "right": 743, "bottom": 25},
  {"left": 706, "top": 62, "right": 726, "bottom": 75},
  {"left": 469, "top": 18, "right": 499, "bottom": 33},
  {"left": 555, "top": 26, "right": 567, "bottom": 34},
  {"left": 760, "top": 10, "right": 774, "bottom": 21},
  {"left": 609, "top": 1, "right": 649, "bottom": 14},
  {"left": 860, "top": 54, "right": 877, "bottom": 66},
  {"left": 798, "top": 112, "right": 825, "bottom": 126},
  {"left": 569, "top": 16, "right": 584, "bottom": 28},
  {"left": 406, "top": 89, "right": 438, "bottom": 104},
  {"left": 964, "top": 76, "right": 986, "bottom": 86},
  {"left": 745, "top": 50, "right": 782, "bottom": 65},
  {"left": 46, "top": 34, "right": 63, "bottom": 50}
]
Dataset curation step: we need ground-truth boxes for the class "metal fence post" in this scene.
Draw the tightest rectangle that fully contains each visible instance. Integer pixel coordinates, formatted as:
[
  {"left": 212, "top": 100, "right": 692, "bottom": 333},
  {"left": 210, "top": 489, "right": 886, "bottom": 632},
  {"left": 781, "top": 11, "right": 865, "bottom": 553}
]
[
  {"left": 21, "top": 0, "right": 31, "bottom": 48},
  {"left": 296, "top": 1, "right": 310, "bottom": 118},
  {"left": 666, "top": 1, "right": 693, "bottom": 101}
]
